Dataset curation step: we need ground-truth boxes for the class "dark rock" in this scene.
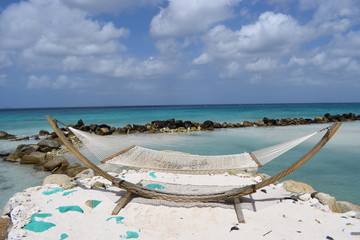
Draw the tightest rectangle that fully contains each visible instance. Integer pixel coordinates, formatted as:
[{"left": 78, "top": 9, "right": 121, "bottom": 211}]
[
  {"left": 79, "top": 125, "right": 90, "bottom": 132},
  {"left": 20, "top": 152, "right": 46, "bottom": 164},
  {"left": 175, "top": 120, "right": 185, "bottom": 128},
  {"left": 50, "top": 132, "right": 58, "bottom": 139},
  {"left": 0, "top": 131, "right": 16, "bottom": 140},
  {"left": 11, "top": 136, "right": 30, "bottom": 142},
  {"left": 38, "top": 139, "right": 61, "bottom": 150},
  {"left": 95, "top": 127, "right": 111, "bottom": 135},
  {"left": 75, "top": 119, "right": 85, "bottom": 128},
  {"left": 44, "top": 157, "right": 69, "bottom": 171},
  {"left": 66, "top": 166, "right": 88, "bottom": 177},
  {"left": 133, "top": 124, "right": 147, "bottom": 132},
  {"left": 6, "top": 144, "right": 39, "bottom": 161},
  {"left": 184, "top": 121, "right": 194, "bottom": 128},
  {"left": 39, "top": 130, "right": 50, "bottom": 136},
  {"left": 0, "top": 150, "right": 11, "bottom": 157},
  {"left": 89, "top": 124, "right": 98, "bottom": 132},
  {"left": 201, "top": 120, "right": 214, "bottom": 130},
  {"left": 213, "top": 122, "right": 222, "bottom": 128},
  {"left": 151, "top": 120, "right": 167, "bottom": 129}
]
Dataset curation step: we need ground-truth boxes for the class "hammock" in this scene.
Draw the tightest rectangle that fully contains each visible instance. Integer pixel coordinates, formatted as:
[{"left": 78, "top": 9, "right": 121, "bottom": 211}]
[
  {"left": 46, "top": 116, "right": 341, "bottom": 223},
  {"left": 68, "top": 126, "right": 319, "bottom": 174}
]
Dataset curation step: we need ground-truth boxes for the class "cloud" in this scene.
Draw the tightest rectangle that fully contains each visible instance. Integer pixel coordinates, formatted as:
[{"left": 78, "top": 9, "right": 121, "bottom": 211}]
[
  {"left": 194, "top": 11, "right": 314, "bottom": 65},
  {"left": 0, "top": 0, "right": 173, "bottom": 86},
  {"left": 150, "top": 0, "right": 241, "bottom": 38},
  {"left": 63, "top": 0, "right": 162, "bottom": 14},
  {"left": 27, "top": 75, "right": 89, "bottom": 89}
]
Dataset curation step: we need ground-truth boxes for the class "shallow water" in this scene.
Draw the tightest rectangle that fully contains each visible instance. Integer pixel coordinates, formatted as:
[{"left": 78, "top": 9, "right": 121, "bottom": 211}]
[{"left": 0, "top": 103, "right": 359, "bottom": 208}]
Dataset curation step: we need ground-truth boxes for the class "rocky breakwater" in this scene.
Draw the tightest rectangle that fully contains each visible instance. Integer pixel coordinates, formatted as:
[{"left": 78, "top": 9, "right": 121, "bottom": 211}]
[
  {"left": 2, "top": 131, "right": 88, "bottom": 179},
  {"left": 69, "top": 112, "right": 360, "bottom": 136}
]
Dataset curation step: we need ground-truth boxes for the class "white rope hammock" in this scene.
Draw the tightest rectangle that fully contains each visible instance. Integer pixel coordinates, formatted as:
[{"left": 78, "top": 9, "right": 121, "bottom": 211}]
[{"left": 68, "top": 126, "right": 327, "bottom": 174}]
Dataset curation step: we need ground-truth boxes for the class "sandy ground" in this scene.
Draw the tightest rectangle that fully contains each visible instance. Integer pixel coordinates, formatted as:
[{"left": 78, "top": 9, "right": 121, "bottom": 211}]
[{"left": 3, "top": 171, "right": 360, "bottom": 240}]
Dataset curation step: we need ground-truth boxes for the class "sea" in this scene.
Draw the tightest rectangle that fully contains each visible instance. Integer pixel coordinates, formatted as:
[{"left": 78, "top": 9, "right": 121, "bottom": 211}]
[{"left": 0, "top": 103, "right": 359, "bottom": 209}]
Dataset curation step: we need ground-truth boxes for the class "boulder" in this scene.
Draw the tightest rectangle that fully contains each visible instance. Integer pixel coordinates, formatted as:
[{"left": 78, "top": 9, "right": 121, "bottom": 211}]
[
  {"left": 242, "top": 121, "right": 253, "bottom": 127},
  {"left": 336, "top": 201, "right": 360, "bottom": 214},
  {"left": 38, "top": 139, "right": 61, "bottom": 149},
  {"left": 5, "top": 144, "right": 39, "bottom": 161},
  {"left": 313, "top": 192, "right": 339, "bottom": 212},
  {"left": 20, "top": 152, "right": 46, "bottom": 164},
  {"left": 44, "top": 157, "right": 69, "bottom": 171},
  {"left": 0, "top": 130, "right": 16, "bottom": 140},
  {"left": 282, "top": 180, "right": 316, "bottom": 194},
  {"left": 66, "top": 167, "right": 88, "bottom": 177},
  {"left": 0, "top": 216, "right": 11, "bottom": 240},
  {"left": 39, "top": 130, "right": 50, "bottom": 136},
  {"left": 201, "top": 120, "right": 214, "bottom": 130},
  {"left": 42, "top": 174, "right": 76, "bottom": 189}
]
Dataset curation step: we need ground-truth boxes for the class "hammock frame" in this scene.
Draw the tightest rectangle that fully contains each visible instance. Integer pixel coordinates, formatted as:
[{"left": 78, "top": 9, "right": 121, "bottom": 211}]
[{"left": 46, "top": 115, "right": 341, "bottom": 223}]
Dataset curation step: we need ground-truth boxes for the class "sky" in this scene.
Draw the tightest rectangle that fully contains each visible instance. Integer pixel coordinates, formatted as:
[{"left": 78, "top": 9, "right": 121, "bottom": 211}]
[{"left": 0, "top": 0, "right": 359, "bottom": 108}]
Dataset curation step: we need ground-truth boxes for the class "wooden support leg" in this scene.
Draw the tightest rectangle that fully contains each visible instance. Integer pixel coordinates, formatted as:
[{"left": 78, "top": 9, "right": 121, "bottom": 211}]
[
  {"left": 234, "top": 198, "right": 245, "bottom": 224},
  {"left": 112, "top": 191, "right": 133, "bottom": 215}
]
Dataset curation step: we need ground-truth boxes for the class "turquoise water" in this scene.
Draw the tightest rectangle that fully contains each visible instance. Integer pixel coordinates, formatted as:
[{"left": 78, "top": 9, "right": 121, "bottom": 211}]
[{"left": 0, "top": 103, "right": 359, "bottom": 208}]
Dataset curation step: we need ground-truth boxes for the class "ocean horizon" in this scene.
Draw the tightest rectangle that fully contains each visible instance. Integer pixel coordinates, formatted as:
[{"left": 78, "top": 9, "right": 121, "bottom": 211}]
[{"left": 1, "top": 102, "right": 359, "bottom": 208}]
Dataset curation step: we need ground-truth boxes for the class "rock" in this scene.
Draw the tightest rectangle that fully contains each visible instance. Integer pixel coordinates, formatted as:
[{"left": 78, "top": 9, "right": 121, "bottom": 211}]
[
  {"left": 298, "top": 193, "right": 311, "bottom": 201},
  {"left": 20, "top": 152, "right": 46, "bottom": 164},
  {"left": 91, "top": 181, "right": 105, "bottom": 189},
  {"left": 242, "top": 121, "right": 253, "bottom": 127},
  {"left": 74, "top": 169, "right": 94, "bottom": 179},
  {"left": 282, "top": 180, "right": 316, "bottom": 194},
  {"left": 39, "top": 130, "right": 50, "bottom": 136},
  {"left": 313, "top": 192, "right": 339, "bottom": 212},
  {"left": 42, "top": 174, "right": 76, "bottom": 189},
  {"left": 5, "top": 144, "right": 39, "bottom": 161},
  {"left": 37, "top": 139, "right": 61, "bottom": 149},
  {"left": 336, "top": 201, "right": 360, "bottom": 215},
  {"left": 66, "top": 167, "right": 88, "bottom": 177},
  {"left": 0, "top": 216, "right": 11, "bottom": 240},
  {"left": 0, "top": 130, "right": 16, "bottom": 140},
  {"left": 0, "top": 150, "right": 12, "bottom": 158},
  {"left": 43, "top": 157, "right": 69, "bottom": 171},
  {"left": 201, "top": 120, "right": 214, "bottom": 130},
  {"left": 96, "top": 127, "right": 111, "bottom": 135}
]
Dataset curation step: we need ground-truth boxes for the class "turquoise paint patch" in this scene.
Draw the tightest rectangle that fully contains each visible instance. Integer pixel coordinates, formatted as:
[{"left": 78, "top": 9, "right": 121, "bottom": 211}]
[
  {"left": 23, "top": 213, "right": 56, "bottom": 233},
  {"left": 120, "top": 231, "right": 139, "bottom": 239},
  {"left": 144, "top": 183, "right": 165, "bottom": 190},
  {"left": 42, "top": 187, "right": 64, "bottom": 195},
  {"left": 106, "top": 216, "right": 124, "bottom": 224},
  {"left": 121, "top": 175, "right": 126, "bottom": 179},
  {"left": 91, "top": 200, "right": 102, "bottom": 208},
  {"left": 149, "top": 172, "right": 156, "bottom": 179},
  {"left": 62, "top": 190, "right": 77, "bottom": 196},
  {"left": 60, "top": 233, "right": 69, "bottom": 240},
  {"left": 56, "top": 205, "right": 84, "bottom": 213}
]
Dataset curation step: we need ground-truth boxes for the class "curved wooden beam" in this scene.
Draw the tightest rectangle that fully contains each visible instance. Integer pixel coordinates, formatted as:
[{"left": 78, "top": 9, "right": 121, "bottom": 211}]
[{"left": 46, "top": 115, "right": 341, "bottom": 202}]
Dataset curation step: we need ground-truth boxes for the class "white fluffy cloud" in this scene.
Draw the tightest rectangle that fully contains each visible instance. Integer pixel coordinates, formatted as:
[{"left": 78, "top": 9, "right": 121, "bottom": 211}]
[
  {"left": 0, "top": 0, "right": 172, "bottom": 84},
  {"left": 150, "top": 0, "right": 241, "bottom": 37},
  {"left": 194, "top": 12, "right": 314, "bottom": 64}
]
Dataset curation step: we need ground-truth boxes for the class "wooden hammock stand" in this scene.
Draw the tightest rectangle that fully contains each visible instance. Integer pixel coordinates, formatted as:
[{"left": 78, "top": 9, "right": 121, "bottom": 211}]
[{"left": 46, "top": 115, "right": 341, "bottom": 223}]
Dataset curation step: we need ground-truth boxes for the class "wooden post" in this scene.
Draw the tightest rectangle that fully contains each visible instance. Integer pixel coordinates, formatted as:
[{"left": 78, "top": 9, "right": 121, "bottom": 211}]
[
  {"left": 112, "top": 191, "right": 133, "bottom": 215},
  {"left": 234, "top": 198, "right": 245, "bottom": 223}
]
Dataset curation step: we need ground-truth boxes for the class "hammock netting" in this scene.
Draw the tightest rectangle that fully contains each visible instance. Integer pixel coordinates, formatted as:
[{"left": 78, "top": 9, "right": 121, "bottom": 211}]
[{"left": 68, "top": 126, "right": 325, "bottom": 174}]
